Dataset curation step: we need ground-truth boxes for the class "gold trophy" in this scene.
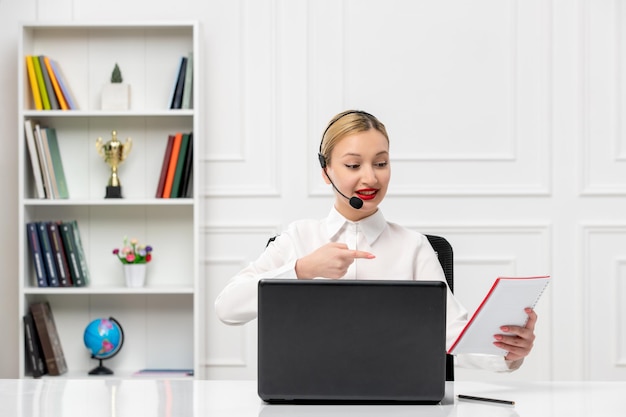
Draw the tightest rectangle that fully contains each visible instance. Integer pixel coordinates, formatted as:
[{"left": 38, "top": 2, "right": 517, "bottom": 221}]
[{"left": 96, "top": 130, "right": 132, "bottom": 198}]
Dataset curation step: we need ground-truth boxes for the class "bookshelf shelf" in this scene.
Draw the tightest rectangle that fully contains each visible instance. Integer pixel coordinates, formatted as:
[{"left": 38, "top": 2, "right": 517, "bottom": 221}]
[
  {"left": 23, "top": 110, "right": 195, "bottom": 118},
  {"left": 21, "top": 20, "right": 199, "bottom": 30},
  {"left": 23, "top": 198, "right": 194, "bottom": 207},
  {"left": 18, "top": 22, "right": 200, "bottom": 379},
  {"left": 24, "top": 287, "right": 195, "bottom": 295}
]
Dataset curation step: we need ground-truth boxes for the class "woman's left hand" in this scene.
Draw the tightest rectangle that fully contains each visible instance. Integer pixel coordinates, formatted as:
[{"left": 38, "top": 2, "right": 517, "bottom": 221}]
[{"left": 493, "top": 308, "right": 537, "bottom": 362}]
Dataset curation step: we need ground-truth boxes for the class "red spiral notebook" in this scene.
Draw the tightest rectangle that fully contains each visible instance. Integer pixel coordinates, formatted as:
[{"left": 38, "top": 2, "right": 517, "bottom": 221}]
[{"left": 448, "top": 275, "right": 550, "bottom": 356}]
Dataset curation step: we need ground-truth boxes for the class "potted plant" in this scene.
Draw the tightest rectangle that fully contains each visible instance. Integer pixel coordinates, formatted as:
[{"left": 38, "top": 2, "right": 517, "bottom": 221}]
[
  {"left": 101, "top": 63, "right": 130, "bottom": 110},
  {"left": 112, "top": 236, "right": 153, "bottom": 287}
]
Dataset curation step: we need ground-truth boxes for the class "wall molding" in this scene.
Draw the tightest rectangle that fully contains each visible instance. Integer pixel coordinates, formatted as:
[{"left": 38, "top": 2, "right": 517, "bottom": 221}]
[
  {"left": 581, "top": 224, "right": 626, "bottom": 377},
  {"left": 203, "top": 0, "right": 280, "bottom": 197},
  {"left": 580, "top": 0, "right": 626, "bottom": 195},
  {"left": 307, "top": 0, "right": 552, "bottom": 196}
]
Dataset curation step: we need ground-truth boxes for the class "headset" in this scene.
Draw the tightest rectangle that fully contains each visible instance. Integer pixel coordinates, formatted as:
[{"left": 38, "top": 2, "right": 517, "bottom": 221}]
[{"left": 317, "top": 110, "right": 376, "bottom": 210}]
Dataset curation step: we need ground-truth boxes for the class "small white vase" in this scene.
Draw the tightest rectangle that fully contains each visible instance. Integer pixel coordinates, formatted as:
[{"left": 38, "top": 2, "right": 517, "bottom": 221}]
[
  {"left": 102, "top": 83, "right": 131, "bottom": 110},
  {"left": 124, "top": 264, "right": 146, "bottom": 288}
]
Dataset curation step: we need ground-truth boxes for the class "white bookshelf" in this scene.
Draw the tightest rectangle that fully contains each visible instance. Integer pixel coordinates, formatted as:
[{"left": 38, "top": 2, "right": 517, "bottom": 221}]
[{"left": 17, "top": 22, "right": 200, "bottom": 378}]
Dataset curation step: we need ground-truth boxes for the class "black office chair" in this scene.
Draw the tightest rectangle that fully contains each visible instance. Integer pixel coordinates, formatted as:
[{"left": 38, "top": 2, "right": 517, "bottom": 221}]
[
  {"left": 425, "top": 234, "right": 455, "bottom": 381},
  {"left": 265, "top": 233, "right": 455, "bottom": 380}
]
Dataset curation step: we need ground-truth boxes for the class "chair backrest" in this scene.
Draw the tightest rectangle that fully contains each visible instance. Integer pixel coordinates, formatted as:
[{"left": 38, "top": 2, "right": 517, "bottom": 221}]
[
  {"left": 425, "top": 235, "right": 454, "bottom": 293},
  {"left": 425, "top": 234, "right": 455, "bottom": 381},
  {"left": 265, "top": 233, "right": 455, "bottom": 380}
]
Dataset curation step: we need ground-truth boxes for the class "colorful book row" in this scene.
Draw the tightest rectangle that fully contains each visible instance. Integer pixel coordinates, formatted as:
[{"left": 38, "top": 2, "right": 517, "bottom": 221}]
[
  {"left": 25, "top": 55, "right": 78, "bottom": 111},
  {"left": 156, "top": 132, "right": 193, "bottom": 198},
  {"left": 169, "top": 53, "right": 193, "bottom": 109},
  {"left": 23, "top": 301, "right": 67, "bottom": 377},
  {"left": 26, "top": 221, "right": 90, "bottom": 288},
  {"left": 24, "top": 120, "right": 69, "bottom": 199}
]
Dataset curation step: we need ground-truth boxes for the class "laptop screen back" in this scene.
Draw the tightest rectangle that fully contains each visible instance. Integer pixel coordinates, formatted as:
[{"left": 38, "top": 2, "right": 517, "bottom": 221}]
[{"left": 258, "top": 279, "right": 447, "bottom": 404}]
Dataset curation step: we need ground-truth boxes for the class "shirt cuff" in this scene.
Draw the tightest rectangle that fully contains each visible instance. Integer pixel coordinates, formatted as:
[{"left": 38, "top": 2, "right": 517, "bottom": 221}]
[{"left": 455, "top": 353, "right": 519, "bottom": 372}]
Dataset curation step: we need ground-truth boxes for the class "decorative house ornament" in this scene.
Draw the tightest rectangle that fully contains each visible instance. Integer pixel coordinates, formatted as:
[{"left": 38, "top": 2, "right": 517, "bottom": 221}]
[{"left": 101, "top": 63, "right": 130, "bottom": 110}]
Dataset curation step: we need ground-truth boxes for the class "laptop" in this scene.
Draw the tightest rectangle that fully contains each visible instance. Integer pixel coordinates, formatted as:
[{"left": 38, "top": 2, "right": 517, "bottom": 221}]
[{"left": 257, "top": 279, "right": 447, "bottom": 404}]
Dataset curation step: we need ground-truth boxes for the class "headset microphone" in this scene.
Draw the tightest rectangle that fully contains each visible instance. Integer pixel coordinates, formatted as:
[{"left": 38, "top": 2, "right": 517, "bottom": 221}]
[
  {"left": 348, "top": 193, "right": 364, "bottom": 209},
  {"left": 327, "top": 173, "right": 364, "bottom": 209},
  {"left": 319, "top": 153, "right": 364, "bottom": 209}
]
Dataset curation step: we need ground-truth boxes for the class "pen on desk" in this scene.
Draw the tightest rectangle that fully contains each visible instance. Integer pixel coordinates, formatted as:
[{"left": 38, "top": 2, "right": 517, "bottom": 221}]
[{"left": 457, "top": 394, "right": 515, "bottom": 406}]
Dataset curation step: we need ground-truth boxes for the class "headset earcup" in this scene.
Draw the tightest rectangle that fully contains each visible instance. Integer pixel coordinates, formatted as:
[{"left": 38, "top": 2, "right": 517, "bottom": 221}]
[{"left": 318, "top": 153, "right": 326, "bottom": 168}]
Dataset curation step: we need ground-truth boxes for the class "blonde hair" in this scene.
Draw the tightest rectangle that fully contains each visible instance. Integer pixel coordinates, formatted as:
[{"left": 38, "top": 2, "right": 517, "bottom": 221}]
[{"left": 319, "top": 110, "right": 389, "bottom": 167}]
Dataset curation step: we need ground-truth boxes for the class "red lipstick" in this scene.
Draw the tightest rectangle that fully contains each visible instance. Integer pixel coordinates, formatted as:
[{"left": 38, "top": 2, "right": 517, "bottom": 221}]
[{"left": 355, "top": 189, "right": 378, "bottom": 201}]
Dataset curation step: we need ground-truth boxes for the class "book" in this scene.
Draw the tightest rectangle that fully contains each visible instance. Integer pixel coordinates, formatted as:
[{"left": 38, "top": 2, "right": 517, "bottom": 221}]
[
  {"left": 33, "top": 123, "right": 55, "bottom": 199},
  {"left": 170, "top": 56, "right": 187, "bottom": 109},
  {"left": 44, "top": 128, "right": 69, "bottom": 198},
  {"left": 69, "top": 220, "right": 90, "bottom": 286},
  {"left": 26, "top": 222, "right": 48, "bottom": 287},
  {"left": 24, "top": 120, "right": 46, "bottom": 199},
  {"left": 31, "top": 56, "right": 50, "bottom": 110},
  {"left": 179, "top": 133, "right": 193, "bottom": 198},
  {"left": 48, "top": 59, "right": 78, "bottom": 110},
  {"left": 167, "top": 57, "right": 185, "bottom": 109},
  {"left": 37, "top": 128, "right": 58, "bottom": 198},
  {"left": 447, "top": 276, "right": 550, "bottom": 356},
  {"left": 38, "top": 56, "right": 60, "bottom": 110},
  {"left": 40, "top": 127, "right": 60, "bottom": 198},
  {"left": 156, "top": 135, "right": 175, "bottom": 198},
  {"left": 29, "top": 302, "right": 68, "bottom": 376},
  {"left": 25, "top": 56, "right": 43, "bottom": 110},
  {"left": 162, "top": 132, "right": 183, "bottom": 198},
  {"left": 59, "top": 221, "right": 85, "bottom": 287},
  {"left": 183, "top": 168, "right": 193, "bottom": 198},
  {"left": 47, "top": 222, "right": 72, "bottom": 287},
  {"left": 181, "top": 52, "right": 193, "bottom": 109},
  {"left": 132, "top": 368, "right": 194, "bottom": 378},
  {"left": 171, "top": 133, "right": 190, "bottom": 198},
  {"left": 43, "top": 56, "right": 68, "bottom": 110},
  {"left": 23, "top": 312, "right": 47, "bottom": 378},
  {"left": 36, "top": 221, "right": 59, "bottom": 287}
]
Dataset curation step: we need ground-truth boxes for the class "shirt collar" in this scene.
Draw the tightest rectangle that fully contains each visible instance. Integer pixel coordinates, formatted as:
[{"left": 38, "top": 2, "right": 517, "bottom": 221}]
[{"left": 326, "top": 206, "right": 387, "bottom": 245}]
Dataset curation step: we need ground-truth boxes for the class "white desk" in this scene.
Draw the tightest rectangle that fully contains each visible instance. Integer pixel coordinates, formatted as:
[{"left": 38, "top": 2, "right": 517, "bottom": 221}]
[{"left": 0, "top": 379, "right": 624, "bottom": 417}]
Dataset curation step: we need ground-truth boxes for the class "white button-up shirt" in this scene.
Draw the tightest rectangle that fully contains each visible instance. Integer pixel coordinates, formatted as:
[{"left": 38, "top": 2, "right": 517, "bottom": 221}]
[{"left": 215, "top": 207, "right": 518, "bottom": 372}]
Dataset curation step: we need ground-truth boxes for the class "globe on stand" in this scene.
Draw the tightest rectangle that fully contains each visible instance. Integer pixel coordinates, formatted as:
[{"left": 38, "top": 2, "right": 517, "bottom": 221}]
[{"left": 83, "top": 317, "right": 125, "bottom": 375}]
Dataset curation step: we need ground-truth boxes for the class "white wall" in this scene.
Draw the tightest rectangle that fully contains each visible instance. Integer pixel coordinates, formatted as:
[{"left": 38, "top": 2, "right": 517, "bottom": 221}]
[{"left": 1, "top": 0, "right": 624, "bottom": 381}]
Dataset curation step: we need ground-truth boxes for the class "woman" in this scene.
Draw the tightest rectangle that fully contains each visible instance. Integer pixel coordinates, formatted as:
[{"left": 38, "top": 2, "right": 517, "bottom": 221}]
[{"left": 215, "top": 110, "right": 536, "bottom": 371}]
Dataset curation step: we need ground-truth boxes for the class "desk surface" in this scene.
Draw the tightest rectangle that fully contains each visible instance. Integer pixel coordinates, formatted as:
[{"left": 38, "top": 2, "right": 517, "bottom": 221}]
[{"left": 0, "top": 379, "right": 624, "bottom": 417}]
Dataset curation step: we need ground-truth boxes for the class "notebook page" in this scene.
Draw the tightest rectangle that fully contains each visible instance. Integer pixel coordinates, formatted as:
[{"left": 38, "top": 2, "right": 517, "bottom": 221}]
[{"left": 448, "top": 276, "right": 550, "bottom": 356}]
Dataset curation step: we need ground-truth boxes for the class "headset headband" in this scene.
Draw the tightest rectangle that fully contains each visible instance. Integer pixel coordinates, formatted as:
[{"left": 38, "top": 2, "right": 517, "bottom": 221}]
[{"left": 318, "top": 110, "right": 374, "bottom": 168}]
